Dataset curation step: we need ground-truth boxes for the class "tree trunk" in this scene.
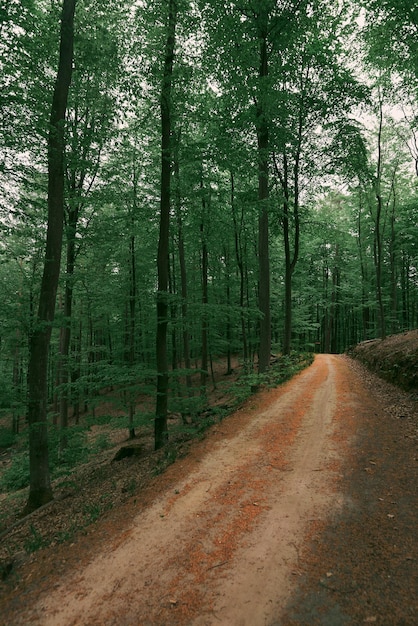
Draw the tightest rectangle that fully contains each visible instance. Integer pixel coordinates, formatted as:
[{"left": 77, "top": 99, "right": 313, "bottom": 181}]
[
  {"left": 155, "top": 0, "right": 177, "bottom": 450},
  {"left": 58, "top": 205, "right": 78, "bottom": 449},
  {"left": 59, "top": 104, "right": 102, "bottom": 441},
  {"left": 128, "top": 230, "right": 137, "bottom": 439},
  {"left": 177, "top": 207, "right": 194, "bottom": 412},
  {"left": 200, "top": 187, "right": 209, "bottom": 397},
  {"left": 224, "top": 246, "right": 233, "bottom": 375},
  {"left": 71, "top": 317, "right": 82, "bottom": 423},
  {"left": 389, "top": 177, "right": 398, "bottom": 334},
  {"left": 24, "top": 0, "right": 76, "bottom": 514},
  {"left": 256, "top": 11, "right": 271, "bottom": 373},
  {"left": 329, "top": 245, "right": 339, "bottom": 354},
  {"left": 275, "top": 107, "right": 302, "bottom": 356},
  {"left": 281, "top": 151, "right": 292, "bottom": 355},
  {"left": 230, "top": 171, "right": 249, "bottom": 368},
  {"left": 357, "top": 194, "right": 371, "bottom": 340},
  {"left": 174, "top": 144, "right": 194, "bottom": 409},
  {"left": 374, "top": 96, "right": 386, "bottom": 340},
  {"left": 401, "top": 253, "right": 409, "bottom": 329}
]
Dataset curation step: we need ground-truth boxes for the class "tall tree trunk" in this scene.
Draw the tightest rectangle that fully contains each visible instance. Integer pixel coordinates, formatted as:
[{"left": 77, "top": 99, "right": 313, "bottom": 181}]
[
  {"left": 357, "top": 194, "right": 371, "bottom": 340},
  {"left": 274, "top": 106, "right": 302, "bottom": 356},
  {"left": 256, "top": 10, "right": 271, "bottom": 373},
  {"left": 12, "top": 258, "right": 24, "bottom": 434},
  {"left": 401, "top": 253, "right": 409, "bottom": 329},
  {"left": 24, "top": 0, "right": 76, "bottom": 514},
  {"left": 224, "top": 245, "right": 233, "bottom": 375},
  {"left": 329, "top": 245, "right": 339, "bottom": 354},
  {"left": 230, "top": 171, "right": 249, "bottom": 368},
  {"left": 200, "top": 185, "right": 209, "bottom": 397},
  {"left": 125, "top": 160, "right": 139, "bottom": 439},
  {"left": 177, "top": 209, "right": 194, "bottom": 408},
  {"left": 389, "top": 177, "right": 398, "bottom": 334},
  {"left": 280, "top": 150, "right": 292, "bottom": 355},
  {"left": 169, "top": 247, "right": 177, "bottom": 378},
  {"left": 374, "top": 95, "right": 386, "bottom": 340},
  {"left": 155, "top": 0, "right": 177, "bottom": 450},
  {"left": 174, "top": 143, "right": 194, "bottom": 409},
  {"left": 128, "top": 230, "right": 137, "bottom": 439},
  {"left": 59, "top": 108, "right": 102, "bottom": 442},
  {"left": 71, "top": 316, "right": 82, "bottom": 423},
  {"left": 58, "top": 205, "right": 78, "bottom": 449},
  {"left": 12, "top": 331, "right": 22, "bottom": 435}
]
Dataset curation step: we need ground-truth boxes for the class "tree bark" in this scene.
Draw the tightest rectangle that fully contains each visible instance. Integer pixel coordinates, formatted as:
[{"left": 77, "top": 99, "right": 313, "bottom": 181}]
[
  {"left": 125, "top": 160, "right": 139, "bottom": 439},
  {"left": 224, "top": 246, "right": 233, "bottom": 375},
  {"left": 24, "top": 0, "right": 76, "bottom": 514},
  {"left": 280, "top": 150, "right": 292, "bottom": 355},
  {"left": 230, "top": 171, "right": 249, "bottom": 368},
  {"left": 357, "top": 193, "right": 371, "bottom": 340},
  {"left": 275, "top": 107, "right": 302, "bottom": 356},
  {"left": 200, "top": 180, "right": 209, "bottom": 396},
  {"left": 256, "top": 9, "right": 271, "bottom": 373},
  {"left": 374, "top": 94, "right": 386, "bottom": 340},
  {"left": 155, "top": 0, "right": 177, "bottom": 450},
  {"left": 174, "top": 156, "right": 194, "bottom": 412},
  {"left": 389, "top": 176, "right": 398, "bottom": 333},
  {"left": 128, "top": 228, "right": 137, "bottom": 439},
  {"left": 59, "top": 100, "right": 103, "bottom": 443},
  {"left": 58, "top": 204, "right": 78, "bottom": 449}
]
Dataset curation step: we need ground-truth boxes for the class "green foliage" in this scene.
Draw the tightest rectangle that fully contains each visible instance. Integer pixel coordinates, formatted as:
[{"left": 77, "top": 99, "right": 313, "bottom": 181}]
[
  {"left": 85, "top": 414, "right": 114, "bottom": 427},
  {"left": 90, "top": 410, "right": 154, "bottom": 435},
  {"left": 0, "top": 427, "right": 16, "bottom": 449},
  {"left": 82, "top": 502, "right": 102, "bottom": 524},
  {"left": 152, "top": 445, "right": 178, "bottom": 476},
  {"left": 47, "top": 426, "right": 90, "bottom": 475},
  {"left": 168, "top": 390, "right": 207, "bottom": 419},
  {"left": 1, "top": 424, "right": 107, "bottom": 493},
  {"left": 25, "top": 524, "right": 49, "bottom": 553},
  {"left": 327, "top": 120, "right": 371, "bottom": 183},
  {"left": 92, "top": 432, "right": 111, "bottom": 452},
  {"left": 168, "top": 353, "right": 314, "bottom": 446},
  {"left": 231, "top": 353, "right": 314, "bottom": 404},
  {"left": 270, "top": 353, "right": 315, "bottom": 384},
  {"left": 0, "top": 450, "right": 30, "bottom": 492}
]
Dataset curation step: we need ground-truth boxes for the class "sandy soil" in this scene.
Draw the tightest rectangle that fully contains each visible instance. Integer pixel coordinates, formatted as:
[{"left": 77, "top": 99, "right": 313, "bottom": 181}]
[{"left": 1, "top": 353, "right": 417, "bottom": 625}]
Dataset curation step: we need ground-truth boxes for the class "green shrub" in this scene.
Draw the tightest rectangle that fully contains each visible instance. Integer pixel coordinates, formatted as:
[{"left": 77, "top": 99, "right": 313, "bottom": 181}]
[
  {"left": 47, "top": 425, "right": 90, "bottom": 474},
  {"left": 0, "top": 451, "right": 30, "bottom": 491},
  {"left": 25, "top": 524, "right": 48, "bottom": 553},
  {"left": 0, "top": 427, "right": 16, "bottom": 449},
  {"left": 92, "top": 432, "right": 111, "bottom": 452}
]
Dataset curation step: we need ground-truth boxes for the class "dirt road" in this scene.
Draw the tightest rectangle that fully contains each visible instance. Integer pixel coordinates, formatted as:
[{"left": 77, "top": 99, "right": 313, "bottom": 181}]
[{"left": 3, "top": 354, "right": 418, "bottom": 625}]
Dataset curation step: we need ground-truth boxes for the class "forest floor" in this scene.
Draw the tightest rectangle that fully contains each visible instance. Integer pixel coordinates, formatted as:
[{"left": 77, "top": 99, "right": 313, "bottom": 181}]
[{"left": 1, "top": 343, "right": 418, "bottom": 625}]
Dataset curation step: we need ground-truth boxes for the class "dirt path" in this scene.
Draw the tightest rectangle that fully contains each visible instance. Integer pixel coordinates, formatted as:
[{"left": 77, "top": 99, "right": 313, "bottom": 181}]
[{"left": 2, "top": 354, "right": 417, "bottom": 625}]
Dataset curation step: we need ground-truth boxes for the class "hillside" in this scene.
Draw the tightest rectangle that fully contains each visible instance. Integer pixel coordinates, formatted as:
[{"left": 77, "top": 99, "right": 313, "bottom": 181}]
[{"left": 348, "top": 329, "right": 418, "bottom": 392}]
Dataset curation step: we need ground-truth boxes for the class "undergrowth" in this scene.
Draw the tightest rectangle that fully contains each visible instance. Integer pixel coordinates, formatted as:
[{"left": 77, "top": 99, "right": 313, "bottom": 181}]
[
  {"left": 0, "top": 352, "right": 313, "bottom": 495},
  {"left": 231, "top": 352, "right": 314, "bottom": 404},
  {"left": 0, "top": 352, "right": 314, "bottom": 556}
]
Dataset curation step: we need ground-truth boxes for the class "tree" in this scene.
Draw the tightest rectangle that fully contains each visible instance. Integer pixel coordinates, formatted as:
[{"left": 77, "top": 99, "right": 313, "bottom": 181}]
[
  {"left": 155, "top": 0, "right": 177, "bottom": 450},
  {"left": 364, "top": 0, "right": 418, "bottom": 88},
  {"left": 25, "top": 0, "right": 76, "bottom": 513},
  {"left": 255, "top": 2, "right": 271, "bottom": 373},
  {"left": 57, "top": 0, "right": 124, "bottom": 444},
  {"left": 269, "top": 1, "right": 369, "bottom": 354},
  {"left": 372, "top": 89, "right": 387, "bottom": 339}
]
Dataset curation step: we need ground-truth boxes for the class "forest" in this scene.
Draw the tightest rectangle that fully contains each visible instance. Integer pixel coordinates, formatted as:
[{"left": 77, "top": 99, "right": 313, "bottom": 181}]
[{"left": 0, "top": 0, "right": 417, "bottom": 513}]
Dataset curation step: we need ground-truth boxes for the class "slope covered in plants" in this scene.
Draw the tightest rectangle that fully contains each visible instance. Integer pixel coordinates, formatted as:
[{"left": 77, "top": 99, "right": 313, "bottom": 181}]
[{"left": 349, "top": 330, "right": 418, "bottom": 391}]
